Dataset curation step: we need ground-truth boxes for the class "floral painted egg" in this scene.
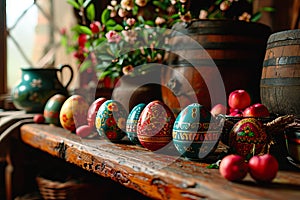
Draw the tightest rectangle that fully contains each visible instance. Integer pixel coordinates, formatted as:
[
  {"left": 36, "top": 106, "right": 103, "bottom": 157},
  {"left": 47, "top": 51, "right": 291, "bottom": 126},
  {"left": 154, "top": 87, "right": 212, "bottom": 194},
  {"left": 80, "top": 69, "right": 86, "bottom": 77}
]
[
  {"left": 172, "top": 103, "right": 222, "bottom": 160},
  {"left": 137, "top": 100, "right": 175, "bottom": 151},
  {"left": 59, "top": 95, "right": 89, "bottom": 132},
  {"left": 229, "top": 118, "right": 267, "bottom": 158},
  {"left": 44, "top": 94, "right": 66, "bottom": 126},
  {"left": 87, "top": 97, "right": 107, "bottom": 129},
  {"left": 126, "top": 103, "right": 146, "bottom": 145},
  {"left": 95, "top": 100, "right": 128, "bottom": 142}
]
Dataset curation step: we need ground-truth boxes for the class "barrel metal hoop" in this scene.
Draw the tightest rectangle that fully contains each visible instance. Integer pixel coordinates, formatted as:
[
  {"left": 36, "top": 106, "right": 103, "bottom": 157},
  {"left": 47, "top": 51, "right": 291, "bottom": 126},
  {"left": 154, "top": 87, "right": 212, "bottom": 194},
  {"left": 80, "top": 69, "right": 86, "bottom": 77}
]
[
  {"left": 260, "top": 77, "right": 300, "bottom": 86},
  {"left": 263, "top": 56, "right": 300, "bottom": 66}
]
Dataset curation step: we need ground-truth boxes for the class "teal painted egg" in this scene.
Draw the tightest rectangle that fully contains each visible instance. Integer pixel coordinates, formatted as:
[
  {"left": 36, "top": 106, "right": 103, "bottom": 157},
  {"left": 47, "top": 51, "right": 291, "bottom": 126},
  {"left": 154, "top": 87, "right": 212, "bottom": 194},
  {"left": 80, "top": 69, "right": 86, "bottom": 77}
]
[
  {"left": 126, "top": 103, "right": 146, "bottom": 145},
  {"left": 172, "top": 103, "right": 221, "bottom": 160},
  {"left": 44, "top": 94, "right": 67, "bottom": 126},
  {"left": 95, "top": 100, "right": 128, "bottom": 142},
  {"left": 137, "top": 100, "right": 175, "bottom": 151}
]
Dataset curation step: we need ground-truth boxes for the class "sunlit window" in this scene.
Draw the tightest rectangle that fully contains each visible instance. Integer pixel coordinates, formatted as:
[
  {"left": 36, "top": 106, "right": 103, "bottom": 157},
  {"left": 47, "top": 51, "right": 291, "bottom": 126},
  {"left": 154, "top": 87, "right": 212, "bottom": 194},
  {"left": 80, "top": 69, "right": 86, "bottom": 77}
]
[{"left": 6, "top": 0, "right": 77, "bottom": 91}]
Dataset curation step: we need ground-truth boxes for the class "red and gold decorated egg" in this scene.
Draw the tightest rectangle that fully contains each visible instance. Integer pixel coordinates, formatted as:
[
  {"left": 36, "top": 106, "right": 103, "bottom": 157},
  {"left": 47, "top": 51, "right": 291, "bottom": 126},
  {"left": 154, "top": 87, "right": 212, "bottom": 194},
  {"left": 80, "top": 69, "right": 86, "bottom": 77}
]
[
  {"left": 59, "top": 95, "right": 89, "bottom": 132},
  {"left": 137, "top": 100, "right": 175, "bottom": 151},
  {"left": 229, "top": 118, "right": 267, "bottom": 158}
]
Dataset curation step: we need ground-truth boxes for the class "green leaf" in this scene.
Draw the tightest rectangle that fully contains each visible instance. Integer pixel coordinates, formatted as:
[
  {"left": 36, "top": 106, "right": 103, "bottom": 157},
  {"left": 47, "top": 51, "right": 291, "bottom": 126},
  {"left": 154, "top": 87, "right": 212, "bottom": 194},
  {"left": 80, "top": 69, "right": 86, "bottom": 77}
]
[
  {"left": 93, "top": 37, "right": 107, "bottom": 47},
  {"left": 251, "top": 12, "right": 262, "bottom": 22},
  {"left": 214, "top": 0, "right": 223, "bottom": 5},
  {"left": 132, "top": 5, "right": 139, "bottom": 16},
  {"left": 260, "top": 7, "right": 276, "bottom": 12},
  {"left": 79, "top": 26, "right": 93, "bottom": 35},
  {"left": 86, "top": 4, "right": 95, "bottom": 21},
  {"left": 107, "top": 24, "right": 123, "bottom": 31},
  {"left": 67, "top": 0, "right": 80, "bottom": 9},
  {"left": 78, "top": 0, "right": 84, "bottom": 6},
  {"left": 101, "top": 9, "right": 110, "bottom": 24},
  {"left": 106, "top": 19, "right": 117, "bottom": 26},
  {"left": 153, "top": 1, "right": 167, "bottom": 10},
  {"left": 60, "top": 35, "right": 68, "bottom": 47},
  {"left": 144, "top": 20, "right": 155, "bottom": 26},
  {"left": 79, "top": 60, "right": 92, "bottom": 72}
]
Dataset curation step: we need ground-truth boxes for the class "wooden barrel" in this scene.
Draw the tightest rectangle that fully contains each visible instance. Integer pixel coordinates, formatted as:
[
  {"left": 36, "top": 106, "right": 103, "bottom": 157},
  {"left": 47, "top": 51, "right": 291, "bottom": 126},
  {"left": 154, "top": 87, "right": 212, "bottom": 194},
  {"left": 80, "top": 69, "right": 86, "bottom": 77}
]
[
  {"left": 260, "top": 29, "right": 300, "bottom": 117},
  {"left": 161, "top": 20, "right": 271, "bottom": 115}
]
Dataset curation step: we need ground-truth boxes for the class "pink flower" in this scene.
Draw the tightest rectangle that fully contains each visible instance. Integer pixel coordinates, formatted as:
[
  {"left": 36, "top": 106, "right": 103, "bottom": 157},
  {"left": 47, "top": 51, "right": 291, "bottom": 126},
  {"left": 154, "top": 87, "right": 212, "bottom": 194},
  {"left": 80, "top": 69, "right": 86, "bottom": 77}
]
[
  {"left": 122, "top": 65, "right": 134, "bottom": 75},
  {"left": 155, "top": 17, "right": 166, "bottom": 25},
  {"left": 120, "top": 0, "right": 134, "bottom": 11},
  {"left": 60, "top": 28, "right": 67, "bottom": 35},
  {"left": 105, "top": 30, "right": 122, "bottom": 43},
  {"left": 126, "top": 18, "right": 136, "bottom": 26}
]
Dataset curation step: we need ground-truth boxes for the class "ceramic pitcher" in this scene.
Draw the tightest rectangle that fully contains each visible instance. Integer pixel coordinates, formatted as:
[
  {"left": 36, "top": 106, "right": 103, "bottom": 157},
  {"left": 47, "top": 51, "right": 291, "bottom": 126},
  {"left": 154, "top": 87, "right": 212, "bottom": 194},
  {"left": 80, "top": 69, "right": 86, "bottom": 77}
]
[{"left": 11, "top": 64, "right": 73, "bottom": 113}]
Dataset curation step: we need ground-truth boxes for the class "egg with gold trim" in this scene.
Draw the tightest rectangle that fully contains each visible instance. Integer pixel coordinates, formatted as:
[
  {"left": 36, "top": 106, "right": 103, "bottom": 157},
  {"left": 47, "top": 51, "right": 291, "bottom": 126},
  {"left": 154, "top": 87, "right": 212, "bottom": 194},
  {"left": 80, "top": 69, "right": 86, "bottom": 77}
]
[
  {"left": 229, "top": 118, "right": 267, "bottom": 158},
  {"left": 172, "top": 103, "right": 221, "bottom": 160},
  {"left": 126, "top": 103, "right": 146, "bottom": 145},
  {"left": 137, "top": 100, "right": 175, "bottom": 151}
]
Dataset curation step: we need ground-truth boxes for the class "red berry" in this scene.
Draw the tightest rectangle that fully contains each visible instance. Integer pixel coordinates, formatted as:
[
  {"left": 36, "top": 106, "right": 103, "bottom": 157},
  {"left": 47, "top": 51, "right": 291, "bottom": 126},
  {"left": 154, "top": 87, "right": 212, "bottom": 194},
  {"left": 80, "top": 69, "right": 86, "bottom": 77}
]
[
  {"left": 78, "top": 34, "right": 87, "bottom": 48},
  {"left": 90, "top": 21, "right": 101, "bottom": 34},
  {"left": 33, "top": 114, "right": 45, "bottom": 124}
]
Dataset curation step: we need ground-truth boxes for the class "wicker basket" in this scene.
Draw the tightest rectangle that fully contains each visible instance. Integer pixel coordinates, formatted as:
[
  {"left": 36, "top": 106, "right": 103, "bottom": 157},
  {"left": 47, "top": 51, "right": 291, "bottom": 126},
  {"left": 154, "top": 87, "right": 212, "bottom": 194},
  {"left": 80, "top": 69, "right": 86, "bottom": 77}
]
[{"left": 36, "top": 176, "right": 91, "bottom": 200}]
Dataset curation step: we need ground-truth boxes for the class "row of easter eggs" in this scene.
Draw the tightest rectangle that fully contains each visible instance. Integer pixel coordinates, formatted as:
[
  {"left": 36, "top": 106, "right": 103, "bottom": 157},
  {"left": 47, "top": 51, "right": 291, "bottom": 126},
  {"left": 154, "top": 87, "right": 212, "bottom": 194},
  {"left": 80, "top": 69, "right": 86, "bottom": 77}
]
[{"left": 43, "top": 94, "right": 266, "bottom": 160}]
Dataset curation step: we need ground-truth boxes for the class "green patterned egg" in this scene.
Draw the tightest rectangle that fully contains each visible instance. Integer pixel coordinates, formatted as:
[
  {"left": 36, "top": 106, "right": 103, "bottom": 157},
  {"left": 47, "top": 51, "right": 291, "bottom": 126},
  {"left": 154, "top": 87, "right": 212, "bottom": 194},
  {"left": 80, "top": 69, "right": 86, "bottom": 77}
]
[{"left": 95, "top": 100, "right": 128, "bottom": 142}]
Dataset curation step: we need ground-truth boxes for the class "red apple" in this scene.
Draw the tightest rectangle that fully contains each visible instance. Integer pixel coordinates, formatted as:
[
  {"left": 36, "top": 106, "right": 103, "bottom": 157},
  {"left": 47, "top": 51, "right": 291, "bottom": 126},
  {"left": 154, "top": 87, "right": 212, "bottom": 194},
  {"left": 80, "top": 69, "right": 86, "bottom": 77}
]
[
  {"left": 243, "top": 103, "right": 270, "bottom": 117},
  {"left": 211, "top": 104, "right": 227, "bottom": 116},
  {"left": 229, "top": 108, "right": 243, "bottom": 117},
  {"left": 219, "top": 154, "right": 249, "bottom": 182},
  {"left": 87, "top": 97, "right": 107, "bottom": 128},
  {"left": 228, "top": 90, "right": 251, "bottom": 110},
  {"left": 248, "top": 154, "right": 279, "bottom": 182}
]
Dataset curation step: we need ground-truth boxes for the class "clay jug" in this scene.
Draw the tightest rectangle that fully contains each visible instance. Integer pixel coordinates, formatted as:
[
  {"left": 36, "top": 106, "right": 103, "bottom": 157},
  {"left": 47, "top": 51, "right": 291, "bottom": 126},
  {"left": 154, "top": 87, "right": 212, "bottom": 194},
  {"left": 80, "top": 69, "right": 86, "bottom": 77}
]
[{"left": 11, "top": 64, "right": 73, "bottom": 113}]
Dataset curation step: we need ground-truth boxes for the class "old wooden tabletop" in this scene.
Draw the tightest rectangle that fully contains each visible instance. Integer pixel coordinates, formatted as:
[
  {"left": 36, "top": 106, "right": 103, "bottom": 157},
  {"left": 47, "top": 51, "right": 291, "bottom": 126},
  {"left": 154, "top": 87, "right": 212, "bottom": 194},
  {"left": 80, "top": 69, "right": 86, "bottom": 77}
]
[{"left": 20, "top": 124, "right": 300, "bottom": 200}]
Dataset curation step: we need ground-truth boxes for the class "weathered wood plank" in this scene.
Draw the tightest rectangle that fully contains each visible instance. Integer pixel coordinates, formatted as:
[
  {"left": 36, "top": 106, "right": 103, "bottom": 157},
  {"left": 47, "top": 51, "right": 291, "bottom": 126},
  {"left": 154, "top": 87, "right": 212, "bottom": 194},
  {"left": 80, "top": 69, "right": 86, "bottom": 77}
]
[{"left": 20, "top": 124, "right": 300, "bottom": 200}]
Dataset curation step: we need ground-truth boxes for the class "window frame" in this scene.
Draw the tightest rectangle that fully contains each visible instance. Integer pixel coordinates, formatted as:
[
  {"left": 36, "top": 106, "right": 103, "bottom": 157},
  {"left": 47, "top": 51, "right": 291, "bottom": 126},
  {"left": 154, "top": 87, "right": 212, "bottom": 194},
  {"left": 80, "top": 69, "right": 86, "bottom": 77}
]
[{"left": 0, "top": 0, "right": 7, "bottom": 95}]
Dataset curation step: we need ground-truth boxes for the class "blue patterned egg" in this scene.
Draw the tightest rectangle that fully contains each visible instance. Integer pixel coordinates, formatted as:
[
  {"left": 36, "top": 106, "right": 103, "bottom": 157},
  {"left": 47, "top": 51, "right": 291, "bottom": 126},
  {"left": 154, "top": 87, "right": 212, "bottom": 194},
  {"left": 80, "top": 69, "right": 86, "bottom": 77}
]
[
  {"left": 126, "top": 103, "right": 146, "bottom": 145},
  {"left": 172, "top": 103, "right": 222, "bottom": 160},
  {"left": 95, "top": 100, "right": 128, "bottom": 142}
]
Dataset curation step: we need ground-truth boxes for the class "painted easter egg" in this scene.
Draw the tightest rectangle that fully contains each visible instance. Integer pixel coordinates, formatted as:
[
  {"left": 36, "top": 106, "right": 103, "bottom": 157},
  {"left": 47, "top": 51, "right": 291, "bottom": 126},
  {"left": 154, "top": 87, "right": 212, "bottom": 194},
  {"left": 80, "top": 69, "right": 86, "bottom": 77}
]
[
  {"left": 229, "top": 118, "right": 267, "bottom": 158},
  {"left": 126, "top": 103, "right": 146, "bottom": 145},
  {"left": 137, "top": 100, "right": 175, "bottom": 151},
  {"left": 95, "top": 100, "right": 128, "bottom": 142},
  {"left": 44, "top": 94, "right": 67, "bottom": 126},
  {"left": 59, "top": 95, "right": 89, "bottom": 132},
  {"left": 172, "top": 103, "right": 222, "bottom": 160}
]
